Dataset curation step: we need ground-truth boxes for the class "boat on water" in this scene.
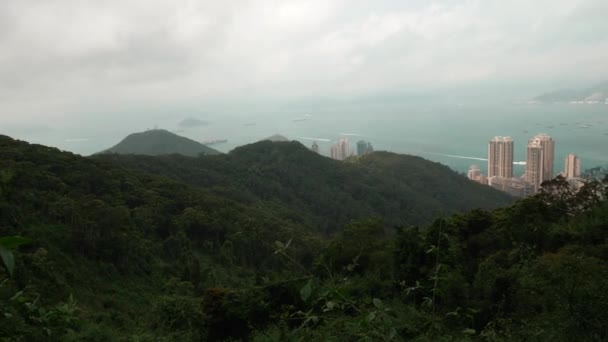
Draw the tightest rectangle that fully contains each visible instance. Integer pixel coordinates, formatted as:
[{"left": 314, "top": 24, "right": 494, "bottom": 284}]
[
  {"left": 243, "top": 123, "right": 256, "bottom": 127},
  {"left": 292, "top": 118, "right": 307, "bottom": 122},
  {"left": 202, "top": 139, "right": 228, "bottom": 145}
]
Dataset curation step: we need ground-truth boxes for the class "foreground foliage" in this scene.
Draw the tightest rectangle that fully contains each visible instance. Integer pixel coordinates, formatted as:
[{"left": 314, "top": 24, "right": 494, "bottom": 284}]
[{"left": 0, "top": 135, "right": 606, "bottom": 341}]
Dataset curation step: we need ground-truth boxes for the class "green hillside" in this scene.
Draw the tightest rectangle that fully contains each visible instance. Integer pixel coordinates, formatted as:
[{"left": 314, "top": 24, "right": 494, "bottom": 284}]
[
  {"left": 100, "top": 129, "right": 220, "bottom": 156},
  {"left": 96, "top": 140, "right": 513, "bottom": 233},
  {"left": 1, "top": 135, "right": 606, "bottom": 341}
]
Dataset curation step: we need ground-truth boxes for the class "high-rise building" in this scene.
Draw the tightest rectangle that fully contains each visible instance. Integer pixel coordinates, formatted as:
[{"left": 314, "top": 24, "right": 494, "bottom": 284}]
[
  {"left": 329, "top": 145, "right": 338, "bottom": 160},
  {"left": 525, "top": 140, "right": 543, "bottom": 192},
  {"left": 311, "top": 141, "right": 319, "bottom": 154},
  {"left": 337, "top": 138, "right": 350, "bottom": 160},
  {"left": 488, "top": 136, "right": 514, "bottom": 178},
  {"left": 531, "top": 134, "right": 555, "bottom": 181},
  {"left": 467, "top": 165, "right": 487, "bottom": 185},
  {"left": 356, "top": 140, "right": 374, "bottom": 156},
  {"left": 356, "top": 140, "right": 367, "bottom": 156},
  {"left": 525, "top": 134, "right": 555, "bottom": 193},
  {"left": 564, "top": 153, "right": 581, "bottom": 179}
]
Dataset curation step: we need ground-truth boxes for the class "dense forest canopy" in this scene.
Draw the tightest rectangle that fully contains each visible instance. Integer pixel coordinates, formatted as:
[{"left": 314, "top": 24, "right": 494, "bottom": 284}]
[
  {"left": 0, "top": 134, "right": 606, "bottom": 341},
  {"left": 95, "top": 140, "right": 513, "bottom": 233}
]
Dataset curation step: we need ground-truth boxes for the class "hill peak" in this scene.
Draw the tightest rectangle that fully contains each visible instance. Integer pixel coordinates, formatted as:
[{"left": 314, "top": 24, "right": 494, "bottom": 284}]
[
  {"left": 100, "top": 129, "right": 220, "bottom": 157},
  {"left": 262, "top": 134, "right": 289, "bottom": 142}
]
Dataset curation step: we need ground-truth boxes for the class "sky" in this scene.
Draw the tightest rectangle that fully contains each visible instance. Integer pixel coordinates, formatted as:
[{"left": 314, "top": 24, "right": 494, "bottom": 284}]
[{"left": 1, "top": 0, "right": 607, "bottom": 130}]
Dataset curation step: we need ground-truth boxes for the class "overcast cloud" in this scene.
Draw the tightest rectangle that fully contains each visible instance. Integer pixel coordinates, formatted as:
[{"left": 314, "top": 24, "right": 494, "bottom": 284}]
[{"left": 1, "top": 0, "right": 607, "bottom": 124}]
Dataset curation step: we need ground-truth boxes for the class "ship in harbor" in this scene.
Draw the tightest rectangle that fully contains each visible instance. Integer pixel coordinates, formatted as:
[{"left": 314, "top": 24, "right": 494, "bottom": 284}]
[{"left": 202, "top": 138, "right": 228, "bottom": 145}]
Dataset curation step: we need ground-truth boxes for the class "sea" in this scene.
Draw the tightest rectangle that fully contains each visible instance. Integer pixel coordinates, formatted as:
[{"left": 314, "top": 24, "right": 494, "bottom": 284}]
[{"left": 8, "top": 102, "right": 608, "bottom": 175}]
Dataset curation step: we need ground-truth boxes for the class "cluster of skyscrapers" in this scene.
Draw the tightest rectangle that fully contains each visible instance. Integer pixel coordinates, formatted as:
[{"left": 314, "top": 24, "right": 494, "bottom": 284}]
[
  {"left": 311, "top": 138, "right": 373, "bottom": 160},
  {"left": 468, "top": 133, "right": 582, "bottom": 197}
]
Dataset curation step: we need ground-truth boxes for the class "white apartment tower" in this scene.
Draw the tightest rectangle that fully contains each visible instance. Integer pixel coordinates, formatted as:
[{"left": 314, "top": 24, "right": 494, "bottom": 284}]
[
  {"left": 531, "top": 134, "right": 555, "bottom": 182},
  {"left": 337, "top": 138, "right": 350, "bottom": 160},
  {"left": 564, "top": 153, "right": 581, "bottom": 179},
  {"left": 488, "top": 136, "right": 514, "bottom": 178},
  {"left": 467, "top": 165, "right": 487, "bottom": 185},
  {"left": 525, "top": 141, "right": 543, "bottom": 192},
  {"left": 330, "top": 145, "right": 339, "bottom": 160}
]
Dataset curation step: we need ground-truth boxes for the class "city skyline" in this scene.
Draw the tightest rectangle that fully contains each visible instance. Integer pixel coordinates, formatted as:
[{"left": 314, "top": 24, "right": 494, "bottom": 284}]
[{"left": 470, "top": 132, "right": 585, "bottom": 197}]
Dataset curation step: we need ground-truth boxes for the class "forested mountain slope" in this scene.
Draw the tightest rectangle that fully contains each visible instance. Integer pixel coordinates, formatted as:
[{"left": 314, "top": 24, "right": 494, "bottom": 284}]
[
  {"left": 96, "top": 140, "right": 513, "bottom": 233},
  {"left": 1, "top": 135, "right": 606, "bottom": 341},
  {"left": 0, "top": 135, "right": 319, "bottom": 340}
]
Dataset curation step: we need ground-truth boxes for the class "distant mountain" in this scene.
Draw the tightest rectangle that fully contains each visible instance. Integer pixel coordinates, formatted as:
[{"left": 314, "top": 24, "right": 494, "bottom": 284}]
[
  {"left": 533, "top": 81, "right": 608, "bottom": 103},
  {"left": 178, "top": 117, "right": 210, "bottom": 127},
  {"left": 96, "top": 140, "right": 514, "bottom": 231},
  {"left": 262, "top": 134, "right": 289, "bottom": 142},
  {"left": 100, "top": 129, "right": 220, "bottom": 156}
]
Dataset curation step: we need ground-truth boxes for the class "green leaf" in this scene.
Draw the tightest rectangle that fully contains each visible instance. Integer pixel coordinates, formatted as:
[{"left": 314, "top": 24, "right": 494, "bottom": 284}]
[
  {"left": 300, "top": 280, "right": 312, "bottom": 302},
  {"left": 0, "top": 245, "right": 15, "bottom": 276},
  {"left": 462, "top": 328, "right": 476, "bottom": 335},
  {"left": 274, "top": 240, "right": 284, "bottom": 249},
  {"left": 0, "top": 236, "right": 31, "bottom": 249},
  {"left": 372, "top": 298, "right": 383, "bottom": 309},
  {"left": 389, "top": 327, "right": 397, "bottom": 340},
  {"left": 366, "top": 311, "right": 376, "bottom": 323},
  {"left": 285, "top": 238, "right": 293, "bottom": 249}
]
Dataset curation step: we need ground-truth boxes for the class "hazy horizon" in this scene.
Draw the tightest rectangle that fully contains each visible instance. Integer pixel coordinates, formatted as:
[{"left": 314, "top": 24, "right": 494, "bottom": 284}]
[{"left": 1, "top": 1, "right": 607, "bottom": 170}]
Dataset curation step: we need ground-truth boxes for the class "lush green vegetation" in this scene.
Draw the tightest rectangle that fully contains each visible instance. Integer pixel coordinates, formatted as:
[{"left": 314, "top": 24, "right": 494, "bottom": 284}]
[
  {"left": 100, "top": 129, "right": 220, "bottom": 156},
  {"left": 1, "top": 135, "right": 606, "bottom": 341},
  {"left": 95, "top": 140, "right": 513, "bottom": 233}
]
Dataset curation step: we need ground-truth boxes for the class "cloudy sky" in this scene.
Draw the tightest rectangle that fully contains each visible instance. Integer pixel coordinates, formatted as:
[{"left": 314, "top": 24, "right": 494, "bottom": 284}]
[{"left": 1, "top": 0, "right": 607, "bottom": 125}]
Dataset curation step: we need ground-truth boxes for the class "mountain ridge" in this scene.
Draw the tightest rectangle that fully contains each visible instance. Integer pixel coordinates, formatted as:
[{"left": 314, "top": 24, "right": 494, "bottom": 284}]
[
  {"left": 95, "top": 139, "right": 514, "bottom": 232},
  {"left": 533, "top": 80, "right": 608, "bottom": 103}
]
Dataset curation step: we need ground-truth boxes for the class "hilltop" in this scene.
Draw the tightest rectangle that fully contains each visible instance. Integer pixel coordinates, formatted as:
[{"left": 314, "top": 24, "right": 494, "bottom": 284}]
[
  {"left": 100, "top": 129, "right": 220, "bottom": 156},
  {"left": 262, "top": 134, "right": 290, "bottom": 142},
  {"left": 96, "top": 140, "right": 514, "bottom": 232}
]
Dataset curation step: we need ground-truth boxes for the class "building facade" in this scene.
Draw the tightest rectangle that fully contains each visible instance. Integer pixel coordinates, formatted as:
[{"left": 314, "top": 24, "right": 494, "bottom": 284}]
[
  {"left": 525, "top": 140, "right": 543, "bottom": 192},
  {"left": 330, "top": 145, "right": 338, "bottom": 160},
  {"left": 337, "top": 138, "right": 350, "bottom": 160},
  {"left": 531, "top": 134, "right": 555, "bottom": 181},
  {"left": 467, "top": 165, "right": 487, "bottom": 184},
  {"left": 488, "top": 176, "right": 534, "bottom": 198},
  {"left": 488, "top": 136, "right": 514, "bottom": 178},
  {"left": 356, "top": 140, "right": 374, "bottom": 156},
  {"left": 564, "top": 153, "right": 581, "bottom": 179}
]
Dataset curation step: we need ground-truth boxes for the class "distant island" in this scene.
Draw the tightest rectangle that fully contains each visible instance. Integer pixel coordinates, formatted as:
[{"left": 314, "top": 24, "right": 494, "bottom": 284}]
[
  {"left": 531, "top": 81, "right": 608, "bottom": 104},
  {"left": 178, "top": 117, "right": 210, "bottom": 128},
  {"left": 99, "top": 129, "right": 220, "bottom": 156}
]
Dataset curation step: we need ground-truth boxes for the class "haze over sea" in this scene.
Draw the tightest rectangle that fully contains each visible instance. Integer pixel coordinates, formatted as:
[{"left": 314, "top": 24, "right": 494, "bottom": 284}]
[{"left": 11, "top": 101, "right": 606, "bottom": 175}]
